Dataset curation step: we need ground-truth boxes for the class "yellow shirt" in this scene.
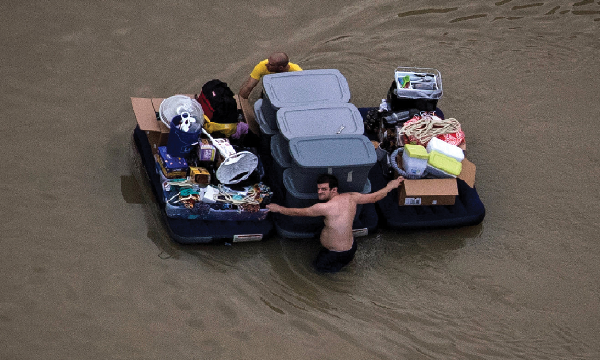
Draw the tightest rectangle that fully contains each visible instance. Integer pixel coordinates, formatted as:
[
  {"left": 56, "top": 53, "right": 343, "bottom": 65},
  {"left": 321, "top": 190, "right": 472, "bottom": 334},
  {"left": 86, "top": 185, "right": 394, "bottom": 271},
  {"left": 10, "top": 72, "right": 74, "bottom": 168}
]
[{"left": 249, "top": 59, "right": 302, "bottom": 80}]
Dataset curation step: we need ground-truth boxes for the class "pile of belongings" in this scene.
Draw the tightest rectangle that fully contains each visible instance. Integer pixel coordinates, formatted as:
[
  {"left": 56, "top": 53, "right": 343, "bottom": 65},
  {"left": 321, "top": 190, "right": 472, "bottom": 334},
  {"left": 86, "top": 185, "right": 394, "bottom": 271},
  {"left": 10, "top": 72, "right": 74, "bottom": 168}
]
[{"left": 154, "top": 79, "right": 272, "bottom": 217}]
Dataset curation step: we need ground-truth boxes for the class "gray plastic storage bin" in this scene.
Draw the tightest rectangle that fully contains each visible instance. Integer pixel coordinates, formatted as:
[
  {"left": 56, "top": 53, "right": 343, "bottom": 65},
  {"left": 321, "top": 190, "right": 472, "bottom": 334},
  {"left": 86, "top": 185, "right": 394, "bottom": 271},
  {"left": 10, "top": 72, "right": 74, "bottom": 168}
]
[
  {"left": 261, "top": 69, "right": 351, "bottom": 130},
  {"left": 269, "top": 133, "right": 292, "bottom": 189},
  {"left": 270, "top": 133, "right": 293, "bottom": 170},
  {"left": 254, "top": 99, "right": 276, "bottom": 155},
  {"left": 281, "top": 168, "right": 371, "bottom": 226},
  {"left": 277, "top": 102, "right": 364, "bottom": 140},
  {"left": 288, "top": 134, "right": 377, "bottom": 193},
  {"left": 253, "top": 99, "right": 277, "bottom": 136}
]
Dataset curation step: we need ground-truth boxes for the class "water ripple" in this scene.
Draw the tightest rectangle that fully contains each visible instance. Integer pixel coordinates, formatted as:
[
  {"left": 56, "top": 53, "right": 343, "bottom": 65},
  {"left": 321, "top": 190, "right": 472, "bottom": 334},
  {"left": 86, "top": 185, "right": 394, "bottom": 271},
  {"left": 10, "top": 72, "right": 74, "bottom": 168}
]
[
  {"left": 397, "top": 7, "right": 458, "bottom": 18},
  {"left": 512, "top": 3, "right": 545, "bottom": 11},
  {"left": 449, "top": 14, "right": 488, "bottom": 23},
  {"left": 396, "top": 2, "right": 600, "bottom": 24}
]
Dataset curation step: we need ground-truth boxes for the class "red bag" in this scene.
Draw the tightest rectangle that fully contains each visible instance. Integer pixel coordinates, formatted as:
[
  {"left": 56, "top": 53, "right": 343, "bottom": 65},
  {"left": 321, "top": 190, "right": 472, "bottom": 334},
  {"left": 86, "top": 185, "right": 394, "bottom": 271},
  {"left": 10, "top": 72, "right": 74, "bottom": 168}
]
[
  {"left": 196, "top": 79, "right": 238, "bottom": 123},
  {"left": 197, "top": 91, "right": 214, "bottom": 119}
]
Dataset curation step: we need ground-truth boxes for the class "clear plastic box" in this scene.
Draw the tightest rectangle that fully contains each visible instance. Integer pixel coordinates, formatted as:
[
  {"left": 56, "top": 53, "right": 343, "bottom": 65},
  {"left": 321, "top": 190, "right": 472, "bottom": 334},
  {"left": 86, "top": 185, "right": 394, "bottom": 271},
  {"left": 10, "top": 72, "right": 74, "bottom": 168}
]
[
  {"left": 164, "top": 201, "right": 269, "bottom": 221},
  {"left": 402, "top": 144, "right": 429, "bottom": 176}
]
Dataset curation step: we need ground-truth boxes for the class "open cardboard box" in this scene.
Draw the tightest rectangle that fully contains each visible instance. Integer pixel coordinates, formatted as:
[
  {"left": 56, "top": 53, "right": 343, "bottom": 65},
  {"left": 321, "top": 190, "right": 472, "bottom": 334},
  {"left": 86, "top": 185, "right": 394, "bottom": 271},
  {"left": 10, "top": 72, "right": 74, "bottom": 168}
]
[
  {"left": 131, "top": 94, "right": 246, "bottom": 154},
  {"left": 131, "top": 97, "right": 171, "bottom": 154},
  {"left": 397, "top": 157, "right": 477, "bottom": 206}
]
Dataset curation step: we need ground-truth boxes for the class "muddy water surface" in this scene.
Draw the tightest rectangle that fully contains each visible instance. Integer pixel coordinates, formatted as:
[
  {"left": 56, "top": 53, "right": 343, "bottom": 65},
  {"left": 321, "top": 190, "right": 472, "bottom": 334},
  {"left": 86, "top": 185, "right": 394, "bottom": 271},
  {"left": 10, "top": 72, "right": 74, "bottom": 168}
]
[{"left": 1, "top": 0, "right": 599, "bottom": 359}]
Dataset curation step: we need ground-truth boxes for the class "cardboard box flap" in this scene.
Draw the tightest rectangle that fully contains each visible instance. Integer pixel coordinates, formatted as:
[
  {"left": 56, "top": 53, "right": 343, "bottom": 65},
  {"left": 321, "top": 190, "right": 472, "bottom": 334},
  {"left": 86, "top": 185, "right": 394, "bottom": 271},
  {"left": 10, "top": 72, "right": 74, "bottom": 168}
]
[
  {"left": 131, "top": 97, "right": 160, "bottom": 132},
  {"left": 404, "top": 178, "right": 458, "bottom": 196},
  {"left": 151, "top": 98, "right": 165, "bottom": 112},
  {"left": 458, "top": 158, "right": 476, "bottom": 188}
]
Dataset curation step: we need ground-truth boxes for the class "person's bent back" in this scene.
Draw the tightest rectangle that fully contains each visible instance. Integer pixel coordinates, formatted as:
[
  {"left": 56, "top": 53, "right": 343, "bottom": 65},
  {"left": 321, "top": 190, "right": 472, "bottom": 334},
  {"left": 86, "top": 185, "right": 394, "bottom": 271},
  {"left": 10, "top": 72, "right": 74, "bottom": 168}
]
[{"left": 238, "top": 52, "right": 302, "bottom": 99}]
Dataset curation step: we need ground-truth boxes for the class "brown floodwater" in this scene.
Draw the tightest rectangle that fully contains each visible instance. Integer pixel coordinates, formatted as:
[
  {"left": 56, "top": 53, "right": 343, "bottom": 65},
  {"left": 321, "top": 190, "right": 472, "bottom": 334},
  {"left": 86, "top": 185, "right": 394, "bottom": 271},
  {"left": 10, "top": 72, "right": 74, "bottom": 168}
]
[{"left": 1, "top": 0, "right": 599, "bottom": 359}]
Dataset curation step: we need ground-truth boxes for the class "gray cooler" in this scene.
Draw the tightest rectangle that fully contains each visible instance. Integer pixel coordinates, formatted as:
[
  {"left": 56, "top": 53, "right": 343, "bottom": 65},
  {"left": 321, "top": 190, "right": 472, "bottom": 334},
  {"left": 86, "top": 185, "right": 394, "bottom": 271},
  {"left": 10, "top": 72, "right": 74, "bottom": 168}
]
[
  {"left": 277, "top": 102, "right": 364, "bottom": 140},
  {"left": 261, "top": 69, "right": 351, "bottom": 130},
  {"left": 288, "top": 134, "right": 377, "bottom": 193}
]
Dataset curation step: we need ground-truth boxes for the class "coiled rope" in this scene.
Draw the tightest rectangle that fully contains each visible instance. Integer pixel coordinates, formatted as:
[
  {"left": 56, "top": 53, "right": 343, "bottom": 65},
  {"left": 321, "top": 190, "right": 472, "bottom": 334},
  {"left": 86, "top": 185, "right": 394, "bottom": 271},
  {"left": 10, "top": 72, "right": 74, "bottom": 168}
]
[{"left": 400, "top": 113, "right": 462, "bottom": 146}]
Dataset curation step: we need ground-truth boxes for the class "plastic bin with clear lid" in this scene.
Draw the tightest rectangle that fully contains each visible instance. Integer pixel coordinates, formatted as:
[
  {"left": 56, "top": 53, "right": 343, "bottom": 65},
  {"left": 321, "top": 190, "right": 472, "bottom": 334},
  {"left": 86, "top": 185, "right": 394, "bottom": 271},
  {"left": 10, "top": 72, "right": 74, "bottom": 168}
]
[{"left": 393, "top": 67, "right": 443, "bottom": 100}]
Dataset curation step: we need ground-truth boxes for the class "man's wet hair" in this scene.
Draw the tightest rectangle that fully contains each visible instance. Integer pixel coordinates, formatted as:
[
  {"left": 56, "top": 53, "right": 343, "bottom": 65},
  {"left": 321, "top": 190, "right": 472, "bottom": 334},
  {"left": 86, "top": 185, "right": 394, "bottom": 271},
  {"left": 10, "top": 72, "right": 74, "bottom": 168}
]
[{"left": 317, "top": 174, "right": 338, "bottom": 189}]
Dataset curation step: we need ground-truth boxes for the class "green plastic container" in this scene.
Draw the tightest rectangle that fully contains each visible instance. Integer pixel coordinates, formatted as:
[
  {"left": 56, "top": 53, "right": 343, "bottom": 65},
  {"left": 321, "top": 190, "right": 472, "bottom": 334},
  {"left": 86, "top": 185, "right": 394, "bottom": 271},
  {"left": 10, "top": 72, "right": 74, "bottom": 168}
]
[{"left": 427, "top": 150, "right": 462, "bottom": 176}]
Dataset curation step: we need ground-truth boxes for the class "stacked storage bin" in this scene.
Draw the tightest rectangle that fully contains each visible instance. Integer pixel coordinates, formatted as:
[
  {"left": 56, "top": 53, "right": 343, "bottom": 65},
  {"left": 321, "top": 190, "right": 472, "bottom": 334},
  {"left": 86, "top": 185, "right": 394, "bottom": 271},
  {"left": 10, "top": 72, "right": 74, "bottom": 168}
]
[{"left": 253, "top": 69, "right": 378, "bottom": 238}]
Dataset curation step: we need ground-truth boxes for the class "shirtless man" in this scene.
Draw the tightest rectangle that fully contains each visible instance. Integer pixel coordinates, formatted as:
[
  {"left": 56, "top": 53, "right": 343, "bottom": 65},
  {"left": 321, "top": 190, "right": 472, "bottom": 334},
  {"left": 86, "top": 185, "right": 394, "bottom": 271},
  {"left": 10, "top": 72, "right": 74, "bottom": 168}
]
[{"left": 267, "top": 174, "right": 404, "bottom": 273}]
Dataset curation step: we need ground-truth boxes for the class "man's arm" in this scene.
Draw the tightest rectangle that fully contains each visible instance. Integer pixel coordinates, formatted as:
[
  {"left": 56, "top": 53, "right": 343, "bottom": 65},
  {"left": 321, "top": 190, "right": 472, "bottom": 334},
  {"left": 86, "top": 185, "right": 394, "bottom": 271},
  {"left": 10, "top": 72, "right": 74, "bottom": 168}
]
[
  {"left": 266, "top": 203, "right": 327, "bottom": 217},
  {"left": 353, "top": 177, "right": 404, "bottom": 205},
  {"left": 239, "top": 77, "right": 259, "bottom": 99}
]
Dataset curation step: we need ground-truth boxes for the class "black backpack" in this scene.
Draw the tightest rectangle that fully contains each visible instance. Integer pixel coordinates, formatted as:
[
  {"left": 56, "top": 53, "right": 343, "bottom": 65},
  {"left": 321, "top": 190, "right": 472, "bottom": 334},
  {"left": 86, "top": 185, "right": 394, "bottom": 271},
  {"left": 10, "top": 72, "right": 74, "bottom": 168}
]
[{"left": 197, "top": 79, "right": 238, "bottom": 124}]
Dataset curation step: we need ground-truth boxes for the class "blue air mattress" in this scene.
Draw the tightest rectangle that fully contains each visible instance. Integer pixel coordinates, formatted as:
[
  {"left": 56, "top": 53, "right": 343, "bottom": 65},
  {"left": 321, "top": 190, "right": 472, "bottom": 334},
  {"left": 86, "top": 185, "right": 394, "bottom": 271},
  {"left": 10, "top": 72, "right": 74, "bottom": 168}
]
[
  {"left": 133, "top": 126, "right": 273, "bottom": 244},
  {"left": 358, "top": 107, "right": 485, "bottom": 230},
  {"left": 367, "top": 161, "right": 485, "bottom": 230}
]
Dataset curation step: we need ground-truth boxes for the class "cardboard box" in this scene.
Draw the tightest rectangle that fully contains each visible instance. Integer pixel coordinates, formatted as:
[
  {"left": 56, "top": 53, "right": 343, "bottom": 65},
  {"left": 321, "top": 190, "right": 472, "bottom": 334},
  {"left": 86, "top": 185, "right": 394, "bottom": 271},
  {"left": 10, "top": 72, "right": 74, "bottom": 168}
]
[
  {"left": 131, "top": 97, "right": 170, "bottom": 154},
  {"left": 156, "top": 146, "right": 188, "bottom": 179},
  {"left": 155, "top": 154, "right": 187, "bottom": 179},
  {"left": 189, "top": 167, "right": 211, "bottom": 186},
  {"left": 458, "top": 158, "right": 476, "bottom": 188},
  {"left": 399, "top": 178, "right": 458, "bottom": 206},
  {"left": 397, "top": 157, "right": 477, "bottom": 206},
  {"left": 133, "top": 94, "right": 247, "bottom": 154},
  {"left": 131, "top": 94, "right": 200, "bottom": 154}
]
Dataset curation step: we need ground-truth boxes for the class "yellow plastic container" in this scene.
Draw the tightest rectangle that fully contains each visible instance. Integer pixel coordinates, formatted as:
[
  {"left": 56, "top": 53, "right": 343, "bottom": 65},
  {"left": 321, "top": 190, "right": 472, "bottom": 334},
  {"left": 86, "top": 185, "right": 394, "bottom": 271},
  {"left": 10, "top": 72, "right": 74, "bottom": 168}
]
[
  {"left": 402, "top": 144, "right": 429, "bottom": 175},
  {"left": 427, "top": 151, "right": 462, "bottom": 176},
  {"left": 404, "top": 144, "right": 429, "bottom": 159}
]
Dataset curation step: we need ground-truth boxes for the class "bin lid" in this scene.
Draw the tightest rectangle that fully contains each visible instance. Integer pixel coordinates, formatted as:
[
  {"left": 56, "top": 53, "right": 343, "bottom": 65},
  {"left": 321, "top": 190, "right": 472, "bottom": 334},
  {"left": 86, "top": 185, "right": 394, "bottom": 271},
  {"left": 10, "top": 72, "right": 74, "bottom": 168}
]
[
  {"left": 277, "top": 103, "right": 364, "bottom": 140},
  {"left": 427, "top": 151, "right": 462, "bottom": 176},
  {"left": 404, "top": 144, "right": 429, "bottom": 159},
  {"left": 289, "top": 135, "right": 377, "bottom": 168},
  {"left": 263, "top": 69, "right": 351, "bottom": 108}
]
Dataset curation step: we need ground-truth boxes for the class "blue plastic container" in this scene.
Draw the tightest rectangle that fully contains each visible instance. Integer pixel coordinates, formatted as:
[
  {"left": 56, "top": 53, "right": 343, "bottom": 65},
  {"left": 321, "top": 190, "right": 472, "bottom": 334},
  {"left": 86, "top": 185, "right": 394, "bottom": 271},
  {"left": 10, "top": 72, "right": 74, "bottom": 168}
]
[{"left": 166, "top": 115, "right": 201, "bottom": 157}]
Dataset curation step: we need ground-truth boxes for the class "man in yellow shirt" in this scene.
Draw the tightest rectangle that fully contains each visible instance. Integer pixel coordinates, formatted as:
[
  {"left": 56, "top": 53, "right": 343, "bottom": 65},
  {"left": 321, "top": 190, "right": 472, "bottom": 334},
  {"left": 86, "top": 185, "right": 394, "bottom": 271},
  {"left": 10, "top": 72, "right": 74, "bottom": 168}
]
[{"left": 238, "top": 52, "right": 302, "bottom": 99}]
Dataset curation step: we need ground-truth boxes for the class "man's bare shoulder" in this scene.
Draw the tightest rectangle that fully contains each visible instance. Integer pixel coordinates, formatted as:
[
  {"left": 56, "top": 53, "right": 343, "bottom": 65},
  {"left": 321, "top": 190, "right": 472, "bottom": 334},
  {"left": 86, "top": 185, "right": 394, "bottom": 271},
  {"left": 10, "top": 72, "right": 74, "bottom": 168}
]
[
  {"left": 337, "top": 192, "right": 362, "bottom": 200},
  {"left": 331, "top": 192, "right": 362, "bottom": 205}
]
